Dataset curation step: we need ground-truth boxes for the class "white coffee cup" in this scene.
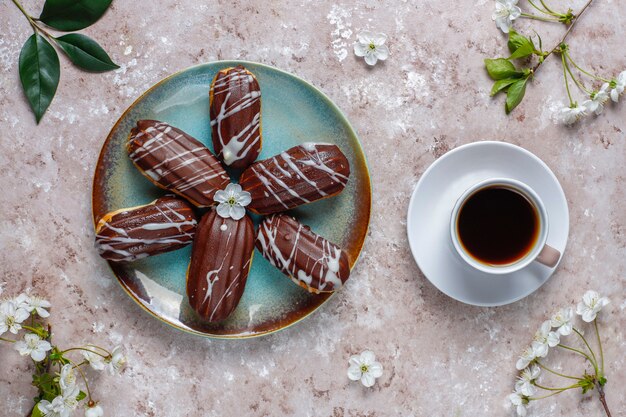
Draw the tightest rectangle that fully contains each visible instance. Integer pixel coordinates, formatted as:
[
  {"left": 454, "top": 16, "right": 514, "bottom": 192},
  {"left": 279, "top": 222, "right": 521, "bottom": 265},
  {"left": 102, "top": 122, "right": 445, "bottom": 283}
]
[{"left": 450, "top": 178, "right": 560, "bottom": 274}]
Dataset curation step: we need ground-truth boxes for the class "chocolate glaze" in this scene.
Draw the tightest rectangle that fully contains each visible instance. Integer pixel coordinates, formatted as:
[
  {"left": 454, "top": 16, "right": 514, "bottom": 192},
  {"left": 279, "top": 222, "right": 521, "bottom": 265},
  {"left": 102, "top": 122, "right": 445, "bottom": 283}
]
[
  {"left": 95, "top": 196, "right": 197, "bottom": 262},
  {"left": 256, "top": 214, "right": 350, "bottom": 293},
  {"left": 127, "top": 120, "right": 230, "bottom": 207},
  {"left": 239, "top": 143, "right": 351, "bottom": 215},
  {"left": 209, "top": 65, "right": 262, "bottom": 169},
  {"left": 187, "top": 209, "right": 256, "bottom": 322}
]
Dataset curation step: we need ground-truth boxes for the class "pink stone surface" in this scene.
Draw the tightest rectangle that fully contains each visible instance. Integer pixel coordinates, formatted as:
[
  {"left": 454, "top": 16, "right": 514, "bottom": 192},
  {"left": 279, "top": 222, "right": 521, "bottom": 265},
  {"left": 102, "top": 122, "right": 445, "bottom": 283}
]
[{"left": 1, "top": 1, "right": 625, "bottom": 416}]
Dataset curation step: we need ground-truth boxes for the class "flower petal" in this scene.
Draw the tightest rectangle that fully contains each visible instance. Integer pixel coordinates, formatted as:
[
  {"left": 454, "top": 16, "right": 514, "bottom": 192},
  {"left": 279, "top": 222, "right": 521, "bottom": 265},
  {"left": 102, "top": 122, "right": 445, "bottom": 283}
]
[
  {"left": 368, "top": 362, "right": 383, "bottom": 378},
  {"left": 237, "top": 191, "right": 252, "bottom": 206},
  {"left": 230, "top": 205, "right": 246, "bottom": 220},
  {"left": 216, "top": 203, "right": 231, "bottom": 218},
  {"left": 361, "top": 372, "right": 376, "bottom": 387},
  {"left": 348, "top": 355, "right": 362, "bottom": 367},
  {"left": 214, "top": 190, "right": 228, "bottom": 203},
  {"left": 354, "top": 42, "right": 368, "bottom": 57},
  {"left": 359, "top": 350, "right": 376, "bottom": 365},
  {"left": 364, "top": 53, "right": 378, "bottom": 66},
  {"left": 225, "top": 183, "right": 242, "bottom": 194},
  {"left": 375, "top": 44, "right": 389, "bottom": 61},
  {"left": 357, "top": 31, "right": 374, "bottom": 44},
  {"left": 370, "top": 32, "right": 387, "bottom": 45},
  {"left": 31, "top": 349, "right": 47, "bottom": 362},
  {"left": 347, "top": 365, "right": 362, "bottom": 381}
]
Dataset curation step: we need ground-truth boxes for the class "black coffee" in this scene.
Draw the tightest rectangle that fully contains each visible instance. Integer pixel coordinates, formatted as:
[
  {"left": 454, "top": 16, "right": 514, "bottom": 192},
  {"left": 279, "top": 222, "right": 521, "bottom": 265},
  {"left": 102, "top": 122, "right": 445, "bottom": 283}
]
[{"left": 457, "top": 186, "right": 539, "bottom": 265}]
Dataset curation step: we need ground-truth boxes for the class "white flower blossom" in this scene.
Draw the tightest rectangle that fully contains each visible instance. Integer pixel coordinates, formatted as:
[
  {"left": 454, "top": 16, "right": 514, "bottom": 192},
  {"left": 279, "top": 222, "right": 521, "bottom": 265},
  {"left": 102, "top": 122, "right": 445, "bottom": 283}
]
[
  {"left": 25, "top": 295, "right": 52, "bottom": 318},
  {"left": 105, "top": 345, "right": 126, "bottom": 375},
  {"left": 550, "top": 307, "right": 573, "bottom": 336},
  {"left": 576, "top": 290, "right": 610, "bottom": 322},
  {"left": 214, "top": 183, "right": 251, "bottom": 220},
  {"left": 610, "top": 70, "right": 626, "bottom": 102},
  {"left": 347, "top": 350, "right": 383, "bottom": 387},
  {"left": 582, "top": 84, "right": 610, "bottom": 115},
  {"left": 492, "top": 0, "right": 521, "bottom": 33},
  {"left": 59, "top": 364, "right": 77, "bottom": 392},
  {"left": 515, "top": 364, "right": 540, "bottom": 397},
  {"left": 85, "top": 403, "right": 104, "bottom": 417},
  {"left": 531, "top": 321, "right": 552, "bottom": 358},
  {"left": 0, "top": 300, "right": 30, "bottom": 335},
  {"left": 557, "top": 104, "right": 586, "bottom": 125},
  {"left": 509, "top": 387, "right": 528, "bottom": 416},
  {"left": 353, "top": 31, "right": 389, "bottom": 66},
  {"left": 82, "top": 347, "right": 106, "bottom": 371},
  {"left": 516, "top": 345, "right": 536, "bottom": 370},
  {"left": 14, "top": 333, "right": 52, "bottom": 362},
  {"left": 38, "top": 385, "right": 79, "bottom": 417}
]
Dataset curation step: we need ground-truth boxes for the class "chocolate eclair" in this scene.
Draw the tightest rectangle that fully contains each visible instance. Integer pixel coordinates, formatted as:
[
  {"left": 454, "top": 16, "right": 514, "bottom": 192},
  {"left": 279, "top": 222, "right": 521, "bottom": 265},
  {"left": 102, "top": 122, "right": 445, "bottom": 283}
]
[
  {"left": 186, "top": 209, "right": 255, "bottom": 322},
  {"left": 95, "top": 196, "right": 197, "bottom": 262},
  {"left": 239, "top": 143, "right": 351, "bottom": 215},
  {"left": 256, "top": 214, "right": 350, "bottom": 293},
  {"left": 127, "top": 120, "right": 230, "bottom": 207},
  {"left": 209, "top": 65, "right": 262, "bottom": 169}
]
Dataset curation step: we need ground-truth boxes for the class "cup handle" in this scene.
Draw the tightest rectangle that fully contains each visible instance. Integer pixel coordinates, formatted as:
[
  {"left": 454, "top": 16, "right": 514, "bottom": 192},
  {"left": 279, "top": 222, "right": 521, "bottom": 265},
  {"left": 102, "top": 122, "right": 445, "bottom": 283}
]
[{"left": 536, "top": 244, "right": 560, "bottom": 268}]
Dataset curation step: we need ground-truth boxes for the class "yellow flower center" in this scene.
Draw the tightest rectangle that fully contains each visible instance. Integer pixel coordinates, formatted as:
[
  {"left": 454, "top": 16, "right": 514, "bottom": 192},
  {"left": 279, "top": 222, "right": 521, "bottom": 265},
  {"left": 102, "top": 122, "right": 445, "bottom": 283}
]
[
  {"left": 368, "top": 43, "right": 376, "bottom": 50},
  {"left": 360, "top": 364, "right": 369, "bottom": 373}
]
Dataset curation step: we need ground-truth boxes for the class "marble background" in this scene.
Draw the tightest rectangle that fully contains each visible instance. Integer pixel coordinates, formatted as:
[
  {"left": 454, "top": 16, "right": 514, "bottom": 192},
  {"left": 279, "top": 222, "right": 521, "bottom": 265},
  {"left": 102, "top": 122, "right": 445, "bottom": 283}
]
[{"left": 1, "top": 0, "right": 624, "bottom": 416}]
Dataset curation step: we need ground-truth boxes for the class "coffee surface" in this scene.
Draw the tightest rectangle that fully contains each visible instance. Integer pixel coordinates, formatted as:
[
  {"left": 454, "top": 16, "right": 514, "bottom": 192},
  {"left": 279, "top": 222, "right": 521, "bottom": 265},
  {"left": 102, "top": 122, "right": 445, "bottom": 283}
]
[{"left": 457, "top": 186, "right": 539, "bottom": 265}]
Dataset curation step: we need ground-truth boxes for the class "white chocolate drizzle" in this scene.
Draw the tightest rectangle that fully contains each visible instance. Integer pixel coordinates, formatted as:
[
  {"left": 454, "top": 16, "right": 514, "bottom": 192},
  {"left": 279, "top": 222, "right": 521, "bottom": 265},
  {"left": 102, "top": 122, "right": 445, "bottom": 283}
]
[
  {"left": 210, "top": 68, "right": 261, "bottom": 166},
  {"left": 257, "top": 216, "right": 345, "bottom": 292}
]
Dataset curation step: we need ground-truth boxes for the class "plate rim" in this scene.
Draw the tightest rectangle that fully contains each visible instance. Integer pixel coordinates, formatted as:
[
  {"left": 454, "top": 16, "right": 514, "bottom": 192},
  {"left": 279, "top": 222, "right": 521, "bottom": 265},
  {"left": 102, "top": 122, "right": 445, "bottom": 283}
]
[
  {"left": 406, "top": 140, "right": 570, "bottom": 307},
  {"left": 91, "top": 60, "right": 372, "bottom": 338}
]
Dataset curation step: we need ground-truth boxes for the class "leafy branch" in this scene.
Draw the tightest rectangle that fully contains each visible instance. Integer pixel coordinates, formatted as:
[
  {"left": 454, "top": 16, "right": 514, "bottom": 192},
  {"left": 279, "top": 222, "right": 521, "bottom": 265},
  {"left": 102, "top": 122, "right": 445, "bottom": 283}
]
[
  {"left": 485, "top": 0, "right": 626, "bottom": 124},
  {"left": 11, "top": 0, "right": 119, "bottom": 123}
]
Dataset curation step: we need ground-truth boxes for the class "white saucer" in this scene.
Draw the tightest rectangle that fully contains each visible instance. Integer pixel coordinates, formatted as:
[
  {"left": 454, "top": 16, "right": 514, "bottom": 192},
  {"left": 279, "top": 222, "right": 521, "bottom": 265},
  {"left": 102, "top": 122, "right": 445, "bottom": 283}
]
[{"left": 407, "top": 141, "right": 569, "bottom": 306}]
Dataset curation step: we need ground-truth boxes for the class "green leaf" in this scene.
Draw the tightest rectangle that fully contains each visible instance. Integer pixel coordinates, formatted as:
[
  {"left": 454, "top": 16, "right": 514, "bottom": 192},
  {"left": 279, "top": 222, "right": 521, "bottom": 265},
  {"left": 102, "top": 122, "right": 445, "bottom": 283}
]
[
  {"left": 31, "top": 404, "right": 44, "bottom": 417},
  {"left": 599, "top": 376, "right": 607, "bottom": 386},
  {"left": 19, "top": 34, "right": 60, "bottom": 123},
  {"left": 507, "top": 30, "right": 533, "bottom": 53},
  {"left": 77, "top": 390, "right": 87, "bottom": 402},
  {"left": 39, "top": 0, "right": 113, "bottom": 31},
  {"left": 509, "top": 42, "right": 535, "bottom": 60},
  {"left": 484, "top": 58, "right": 523, "bottom": 80},
  {"left": 56, "top": 34, "right": 119, "bottom": 72},
  {"left": 491, "top": 78, "right": 518, "bottom": 96},
  {"left": 505, "top": 78, "right": 528, "bottom": 114}
]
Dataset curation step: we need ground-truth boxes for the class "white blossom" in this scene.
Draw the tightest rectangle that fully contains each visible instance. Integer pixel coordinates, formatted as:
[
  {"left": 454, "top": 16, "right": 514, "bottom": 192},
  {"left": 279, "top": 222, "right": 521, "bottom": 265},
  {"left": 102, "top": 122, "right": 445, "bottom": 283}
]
[
  {"left": 576, "top": 290, "right": 610, "bottom": 322},
  {"left": 516, "top": 345, "right": 536, "bottom": 370},
  {"left": 59, "top": 364, "right": 77, "bottom": 392},
  {"left": 509, "top": 388, "right": 528, "bottom": 416},
  {"left": 0, "top": 300, "right": 30, "bottom": 335},
  {"left": 556, "top": 104, "right": 586, "bottom": 125},
  {"left": 582, "top": 84, "right": 610, "bottom": 115},
  {"left": 85, "top": 403, "right": 104, "bottom": 417},
  {"left": 492, "top": 0, "right": 521, "bottom": 33},
  {"left": 105, "top": 345, "right": 126, "bottom": 375},
  {"left": 353, "top": 31, "right": 389, "bottom": 66},
  {"left": 347, "top": 350, "right": 383, "bottom": 387},
  {"left": 609, "top": 70, "right": 626, "bottom": 102},
  {"left": 531, "top": 321, "right": 552, "bottom": 358},
  {"left": 38, "top": 385, "right": 79, "bottom": 417},
  {"left": 24, "top": 295, "right": 52, "bottom": 318},
  {"left": 14, "top": 333, "right": 52, "bottom": 362},
  {"left": 82, "top": 347, "right": 106, "bottom": 371},
  {"left": 515, "top": 364, "right": 540, "bottom": 396},
  {"left": 550, "top": 307, "right": 573, "bottom": 336},
  {"left": 214, "top": 183, "right": 251, "bottom": 220}
]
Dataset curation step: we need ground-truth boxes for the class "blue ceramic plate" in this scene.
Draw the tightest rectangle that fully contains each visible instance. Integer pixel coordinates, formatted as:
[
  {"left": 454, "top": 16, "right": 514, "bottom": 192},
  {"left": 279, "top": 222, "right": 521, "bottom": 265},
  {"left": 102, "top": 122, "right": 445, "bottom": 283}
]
[{"left": 92, "top": 61, "right": 371, "bottom": 338}]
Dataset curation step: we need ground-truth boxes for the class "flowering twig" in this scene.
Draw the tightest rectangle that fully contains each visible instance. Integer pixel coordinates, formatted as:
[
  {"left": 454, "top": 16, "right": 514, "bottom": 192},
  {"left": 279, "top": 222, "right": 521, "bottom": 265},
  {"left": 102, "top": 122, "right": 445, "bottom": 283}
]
[
  {"left": 486, "top": 0, "right": 626, "bottom": 121},
  {"left": 508, "top": 290, "right": 612, "bottom": 416},
  {"left": 1, "top": 292, "right": 126, "bottom": 417}
]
